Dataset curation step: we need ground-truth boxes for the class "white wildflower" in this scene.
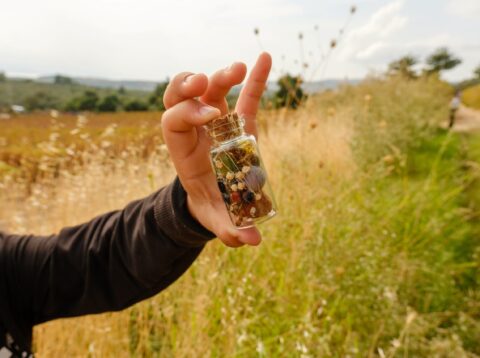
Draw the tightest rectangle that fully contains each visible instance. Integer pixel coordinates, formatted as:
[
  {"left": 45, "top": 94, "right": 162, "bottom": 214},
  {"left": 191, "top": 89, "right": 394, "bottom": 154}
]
[{"left": 256, "top": 341, "right": 265, "bottom": 355}]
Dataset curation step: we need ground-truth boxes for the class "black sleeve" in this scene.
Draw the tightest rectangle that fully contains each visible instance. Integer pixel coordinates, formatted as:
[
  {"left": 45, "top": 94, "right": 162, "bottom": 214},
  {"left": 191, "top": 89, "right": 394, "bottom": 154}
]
[{"left": 0, "top": 177, "right": 215, "bottom": 353}]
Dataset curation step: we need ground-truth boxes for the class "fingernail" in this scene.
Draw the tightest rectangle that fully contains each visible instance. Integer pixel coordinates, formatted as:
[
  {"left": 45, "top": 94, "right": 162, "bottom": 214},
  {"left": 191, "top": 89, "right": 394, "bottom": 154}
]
[
  {"left": 224, "top": 62, "right": 236, "bottom": 72},
  {"left": 199, "top": 105, "right": 219, "bottom": 117},
  {"left": 183, "top": 73, "right": 195, "bottom": 83}
]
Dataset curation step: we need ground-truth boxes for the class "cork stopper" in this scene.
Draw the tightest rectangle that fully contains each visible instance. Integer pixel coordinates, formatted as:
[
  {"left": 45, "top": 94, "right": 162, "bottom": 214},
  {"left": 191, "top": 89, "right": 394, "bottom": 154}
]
[{"left": 204, "top": 112, "right": 245, "bottom": 143}]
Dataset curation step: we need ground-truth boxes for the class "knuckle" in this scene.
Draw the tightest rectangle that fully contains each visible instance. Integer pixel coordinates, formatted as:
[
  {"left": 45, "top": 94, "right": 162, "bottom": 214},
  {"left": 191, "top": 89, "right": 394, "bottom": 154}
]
[
  {"left": 160, "top": 109, "right": 173, "bottom": 128},
  {"left": 217, "top": 229, "right": 239, "bottom": 248}
]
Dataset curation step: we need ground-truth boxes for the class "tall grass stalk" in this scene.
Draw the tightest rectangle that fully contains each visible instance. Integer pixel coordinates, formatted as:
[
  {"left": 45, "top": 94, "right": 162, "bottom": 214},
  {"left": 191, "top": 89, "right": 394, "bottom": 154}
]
[{"left": 1, "top": 76, "right": 478, "bottom": 357}]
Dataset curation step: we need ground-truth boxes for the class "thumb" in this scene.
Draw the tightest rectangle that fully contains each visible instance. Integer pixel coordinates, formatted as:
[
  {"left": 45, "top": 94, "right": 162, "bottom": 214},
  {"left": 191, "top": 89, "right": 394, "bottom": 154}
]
[{"left": 161, "top": 99, "right": 220, "bottom": 160}]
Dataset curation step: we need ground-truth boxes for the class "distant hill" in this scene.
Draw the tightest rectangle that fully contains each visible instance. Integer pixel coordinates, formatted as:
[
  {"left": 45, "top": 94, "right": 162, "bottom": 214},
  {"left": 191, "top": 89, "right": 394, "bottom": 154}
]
[
  {"left": 37, "top": 75, "right": 161, "bottom": 92},
  {"left": 1, "top": 74, "right": 361, "bottom": 111},
  {"left": 0, "top": 78, "right": 150, "bottom": 110},
  {"left": 37, "top": 75, "right": 360, "bottom": 94}
]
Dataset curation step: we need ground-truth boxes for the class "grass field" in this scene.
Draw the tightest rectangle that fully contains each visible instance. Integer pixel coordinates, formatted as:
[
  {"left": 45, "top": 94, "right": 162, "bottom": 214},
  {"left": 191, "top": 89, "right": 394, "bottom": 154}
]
[
  {"left": 463, "top": 84, "right": 480, "bottom": 110},
  {"left": 1, "top": 76, "right": 479, "bottom": 357},
  {"left": 0, "top": 79, "right": 150, "bottom": 110}
]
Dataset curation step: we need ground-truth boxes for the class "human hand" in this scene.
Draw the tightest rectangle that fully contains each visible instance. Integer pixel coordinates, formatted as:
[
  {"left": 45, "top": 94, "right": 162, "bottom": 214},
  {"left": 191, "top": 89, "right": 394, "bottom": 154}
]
[{"left": 162, "top": 52, "right": 272, "bottom": 247}]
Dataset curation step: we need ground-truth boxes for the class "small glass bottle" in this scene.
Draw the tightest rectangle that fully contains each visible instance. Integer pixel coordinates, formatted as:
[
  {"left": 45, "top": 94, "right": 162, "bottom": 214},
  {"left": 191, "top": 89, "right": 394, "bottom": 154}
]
[{"left": 204, "top": 112, "right": 277, "bottom": 228}]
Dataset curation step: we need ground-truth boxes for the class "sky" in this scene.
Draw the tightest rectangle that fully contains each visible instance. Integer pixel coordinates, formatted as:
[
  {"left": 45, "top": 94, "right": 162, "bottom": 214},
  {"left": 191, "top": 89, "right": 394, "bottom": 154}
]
[{"left": 0, "top": 0, "right": 479, "bottom": 83}]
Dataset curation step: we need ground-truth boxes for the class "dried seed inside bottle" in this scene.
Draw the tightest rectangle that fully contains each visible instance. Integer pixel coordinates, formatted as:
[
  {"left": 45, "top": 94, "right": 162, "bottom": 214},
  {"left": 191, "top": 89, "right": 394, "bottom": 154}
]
[{"left": 205, "top": 112, "right": 277, "bottom": 228}]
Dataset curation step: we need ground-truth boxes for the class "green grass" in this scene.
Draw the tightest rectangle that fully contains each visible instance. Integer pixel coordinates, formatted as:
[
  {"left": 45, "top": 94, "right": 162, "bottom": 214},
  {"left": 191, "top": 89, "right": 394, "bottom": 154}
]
[
  {"left": 462, "top": 84, "right": 480, "bottom": 109},
  {"left": 6, "top": 76, "right": 475, "bottom": 356}
]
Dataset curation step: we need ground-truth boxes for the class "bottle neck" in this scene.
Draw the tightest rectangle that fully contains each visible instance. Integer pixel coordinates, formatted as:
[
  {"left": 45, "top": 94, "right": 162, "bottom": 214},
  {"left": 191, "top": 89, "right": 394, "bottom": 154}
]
[{"left": 204, "top": 112, "right": 246, "bottom": 146}]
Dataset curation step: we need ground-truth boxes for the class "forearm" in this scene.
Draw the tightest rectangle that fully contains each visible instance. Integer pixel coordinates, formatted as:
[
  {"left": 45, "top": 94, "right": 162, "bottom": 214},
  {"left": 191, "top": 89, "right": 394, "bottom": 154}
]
[{"left": 0, "top": 178, "right": 214, "bottom": 351}]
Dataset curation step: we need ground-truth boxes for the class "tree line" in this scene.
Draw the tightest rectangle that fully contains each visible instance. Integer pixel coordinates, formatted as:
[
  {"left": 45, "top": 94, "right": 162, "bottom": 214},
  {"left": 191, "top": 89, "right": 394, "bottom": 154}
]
[
  {"left": 273, "top": 47, "right": 480, "bottom": 109},
  {"left": 63, "top": 82, "right": 168, "bottom": 112}
]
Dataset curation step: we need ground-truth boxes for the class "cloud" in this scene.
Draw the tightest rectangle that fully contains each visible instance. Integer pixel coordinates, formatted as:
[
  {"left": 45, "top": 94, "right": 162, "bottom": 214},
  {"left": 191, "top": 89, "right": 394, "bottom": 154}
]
[
  {"left": 0, "top": 0, "right": 303, "bottom": 79},
  {"left": 356, "top": 42, "right": 387, "bottom": 60},
  {"left": 340, "top": 0, "right": 407, "bottom": 62},
  {"left": 446, "top": 0, "right": 480, "bottom": 19}
]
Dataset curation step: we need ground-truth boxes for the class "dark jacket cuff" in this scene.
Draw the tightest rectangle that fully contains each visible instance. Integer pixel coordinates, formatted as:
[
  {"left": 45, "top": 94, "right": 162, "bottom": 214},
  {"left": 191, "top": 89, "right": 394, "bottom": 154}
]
[{"left": 153, "top": 177, "right": 216, "bottom": 247}]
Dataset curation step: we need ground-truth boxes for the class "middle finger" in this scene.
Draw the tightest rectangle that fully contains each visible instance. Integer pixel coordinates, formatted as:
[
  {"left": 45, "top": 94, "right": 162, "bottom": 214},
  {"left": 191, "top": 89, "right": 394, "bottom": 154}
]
[{"left": 200, "top": 62, "right": 247, "bottom": 114}]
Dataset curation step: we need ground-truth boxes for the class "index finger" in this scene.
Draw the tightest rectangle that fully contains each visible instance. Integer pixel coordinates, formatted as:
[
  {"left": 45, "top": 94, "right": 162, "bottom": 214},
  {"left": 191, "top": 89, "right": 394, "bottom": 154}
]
[
  {"left": 163, "top": 72, "right": 209, "bottom": 109},
  {"left": 200, "top": 62, "right": 247, "bottom": 114},
  {"left": 235, "top": 52, "right": 272, "bottom": 138}
]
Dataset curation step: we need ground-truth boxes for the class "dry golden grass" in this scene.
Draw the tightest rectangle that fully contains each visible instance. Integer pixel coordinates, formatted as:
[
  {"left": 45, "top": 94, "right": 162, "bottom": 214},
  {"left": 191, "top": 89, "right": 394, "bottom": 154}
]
[{"left": 1, "top": 76, "right": 479, "bottom": 357}]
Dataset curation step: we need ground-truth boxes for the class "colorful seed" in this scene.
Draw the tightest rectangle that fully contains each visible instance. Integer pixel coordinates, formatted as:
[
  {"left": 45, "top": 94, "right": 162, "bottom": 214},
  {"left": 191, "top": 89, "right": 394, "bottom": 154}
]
[
  {"left": 230, "top": 184, "right": 238, "bottom": 191},
  {"left": 235, "top": 171, "right": 245, "bottom": 180},
  {"left": 217, "top": 180, "right": 227, "bottom": 194},
  {"left": 215, "top": 160, "right": 223, "bottom": 168},
  {"left": 242, "top": 190, "right": 255, "bottom": 203},
  {"left": 222, "top": 192, "right": 231, "bottom": 204},
  {"left": 242, "top": 165, "right": 251, "bottom": 173},
  {"left": 231, "top": 192, "right": 241, "bottom": 203},
  {"left": 237, "top": 182, "right": 245, "bottom": 190},
  {"left": 226, "top": 172, "right": 234, "bottom": 180}
]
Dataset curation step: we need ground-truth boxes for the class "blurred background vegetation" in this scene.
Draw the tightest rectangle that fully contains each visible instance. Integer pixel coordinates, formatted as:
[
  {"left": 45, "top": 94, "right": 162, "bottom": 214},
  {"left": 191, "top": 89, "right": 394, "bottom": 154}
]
[{"left": 1, "top": 2, "right": 480, "bottom": 357}]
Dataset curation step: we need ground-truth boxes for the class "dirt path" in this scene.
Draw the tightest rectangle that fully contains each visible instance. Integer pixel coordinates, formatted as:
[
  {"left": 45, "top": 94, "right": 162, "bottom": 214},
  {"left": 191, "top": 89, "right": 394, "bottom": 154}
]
[{"left": 451, "top": 105, "right": 480, "bottom": 133}]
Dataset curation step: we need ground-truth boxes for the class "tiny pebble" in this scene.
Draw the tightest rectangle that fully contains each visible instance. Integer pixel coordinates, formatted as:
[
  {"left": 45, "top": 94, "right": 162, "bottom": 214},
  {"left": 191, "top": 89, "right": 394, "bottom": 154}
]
[
  {"left": 230, "top": 184, "right": 238, "bottom": 191},
  {"left": 255, "top": 193, "right": 262, "bottom": 200},
  {"left": 242, "top": 166, "right": 251, "bottom": 173},
  {"left": 217, "top": 181, "right": 227, "bottom": 194},
  {"left": 231, "top": 192, "right": 241, "bottom": 203},
  {"left": 222, "top": 192, "right": 231, "bottom": 204},
  {"left": 215, "top": 160, "right": 223, "bottom": 168},
  {"left": 237, "top": 182, "right": 245, "bottom": 190},
  {"left": 250, "top": 207, "right": 257, "bottom": 216},
  {"left": 226, "top": 172, "right": 234, "bottom": 180}
]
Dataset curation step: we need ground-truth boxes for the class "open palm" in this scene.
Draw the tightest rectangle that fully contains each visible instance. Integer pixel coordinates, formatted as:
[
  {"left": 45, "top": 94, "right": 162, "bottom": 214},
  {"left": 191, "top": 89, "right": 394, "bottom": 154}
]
[{"left": 161, "top": 53, "right": 272, "bottom": 247}]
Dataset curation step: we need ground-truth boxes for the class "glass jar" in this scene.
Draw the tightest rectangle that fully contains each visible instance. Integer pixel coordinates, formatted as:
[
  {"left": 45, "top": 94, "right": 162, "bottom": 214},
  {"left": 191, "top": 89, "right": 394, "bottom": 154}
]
[{"left": 204, "top": 112, "right": 277, "bottom": 228}]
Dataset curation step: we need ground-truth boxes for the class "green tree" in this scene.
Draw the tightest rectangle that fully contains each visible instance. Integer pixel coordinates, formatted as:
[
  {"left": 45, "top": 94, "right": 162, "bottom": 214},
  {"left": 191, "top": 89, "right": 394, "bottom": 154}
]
[
  {"left": 79, "top": 91, "right": 99, "bottom": 111},
  {"left": 24, "top": 91, "right": 58, "bottom": 110},
  {"left": 125, "top": 99, "right": 149, "bottom": 112},
  {"left": 474, "top": 64, "right": 480, "bottom": 80},
  {"left": 425, "top": 47, "right": 462, "bottom": 74},
  {"left": 148, "top": 81, "right": 169, "bottom": 110},
  {"left": 98, "top": 94, "right": 121, "bottom": 112},
  {"left": 54, "top": 75, "right": 74, "bottom": 85},
  {"left": 0, "top": 72, "right": 6, "bottom": 82},
  {"left": 274, "top": 74, "right": 306, "bottom": 109},
  {"left": 388, "top": 55, "right": 418, "bottom": 79},
  {"left": 66, "top": 91, "right": 99, "bottom": 111}
]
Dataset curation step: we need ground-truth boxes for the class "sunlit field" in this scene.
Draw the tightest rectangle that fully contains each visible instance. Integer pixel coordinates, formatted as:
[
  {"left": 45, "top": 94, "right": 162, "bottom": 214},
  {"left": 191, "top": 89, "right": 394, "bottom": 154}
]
[{"left": 1, "top": 76, "right": 479, "bottom": 357}]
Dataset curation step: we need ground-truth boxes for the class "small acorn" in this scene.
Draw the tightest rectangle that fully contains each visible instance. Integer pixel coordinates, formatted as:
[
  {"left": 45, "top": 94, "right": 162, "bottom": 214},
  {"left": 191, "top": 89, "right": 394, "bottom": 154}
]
[{"left": 255, "top": 193, "right": 273, "bottom": 217}]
